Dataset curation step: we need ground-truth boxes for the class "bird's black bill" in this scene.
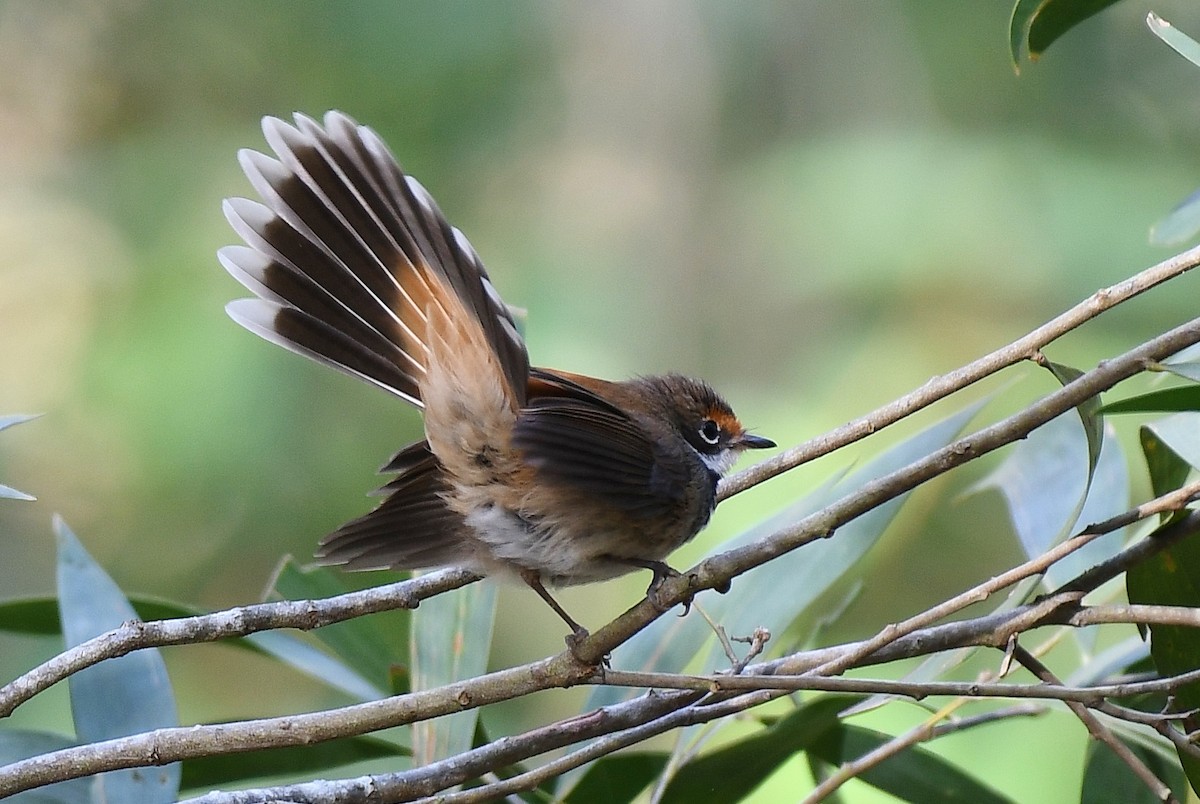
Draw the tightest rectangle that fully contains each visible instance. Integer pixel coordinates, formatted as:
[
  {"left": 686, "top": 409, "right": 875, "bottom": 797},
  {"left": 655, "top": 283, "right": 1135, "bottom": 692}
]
[{"left": 738, "top": 433, "right": 775, "bottom": 449}]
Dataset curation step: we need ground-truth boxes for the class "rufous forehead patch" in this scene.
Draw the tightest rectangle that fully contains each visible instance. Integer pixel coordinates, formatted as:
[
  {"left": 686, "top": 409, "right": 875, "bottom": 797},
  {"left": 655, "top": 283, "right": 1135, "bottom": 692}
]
[{"left": 707, "top": 408, "right": 742, "bottom": 435}]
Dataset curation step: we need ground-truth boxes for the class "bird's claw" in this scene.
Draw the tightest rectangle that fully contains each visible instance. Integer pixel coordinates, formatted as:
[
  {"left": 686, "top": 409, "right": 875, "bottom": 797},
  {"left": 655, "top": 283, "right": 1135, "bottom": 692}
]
[
  {"left": 645, "top": 564, "right": 694, "bottom": 617},
  {"left": 565, "top": 626, "right": 610, "bottom": 668}
]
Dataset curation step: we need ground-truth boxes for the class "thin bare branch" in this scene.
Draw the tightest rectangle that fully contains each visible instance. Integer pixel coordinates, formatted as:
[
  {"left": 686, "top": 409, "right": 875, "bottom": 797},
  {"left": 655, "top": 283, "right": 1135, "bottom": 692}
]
[
  {"left": 1012, "top": 646, "right": 1177, "bottom": 804},
  {"left": 7, "top": 263, "right": 1200, "bottom": 800},
  {"left": 766, "top": 510, "right": 1200, "bottom": 675},
  {"left": 719, "top": 242, "right": 1200, "bottom": 501},
  {"left": 802, "top": 410, "right": 1200, "bottom": 679},
  {"left": 802, "top": 698, "right": 969, "bottom": 804},
  {"left": 929, "top": 702, "right": 1046, "bottom": 737},
  {"left": 0, "top": 568, "right": 480, "bottom": 718},
  {"left": 0, "top": 651, "right": 596, "bottom": 799},
  {"left": 19, "top": 504, "right": 1199, "bottom": 801},
  {"left": 1067, "top": 604, "right": 1200, "bottom": 628},
  {"left": 596, "top": 666, "right": 1200, "bottom": 703},
  {"left": 594, "top": 315, "right": 1200, "bottom": 666}
]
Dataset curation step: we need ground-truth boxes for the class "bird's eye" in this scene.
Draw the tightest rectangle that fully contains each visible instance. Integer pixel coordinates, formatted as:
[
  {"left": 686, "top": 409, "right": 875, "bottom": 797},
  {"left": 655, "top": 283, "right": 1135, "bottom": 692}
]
[{"left": 699, "top": 418, "right": 721, "bottom": 445}]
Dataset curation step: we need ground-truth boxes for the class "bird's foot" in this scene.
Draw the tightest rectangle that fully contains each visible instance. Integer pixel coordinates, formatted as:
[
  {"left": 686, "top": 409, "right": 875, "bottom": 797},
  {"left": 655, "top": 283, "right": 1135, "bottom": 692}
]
[
  {"left": 565, "top": 626, "right": 610, "bottom": 668},
  {"left": 642, "top": 561, "right": 694, "bottom": 616}
]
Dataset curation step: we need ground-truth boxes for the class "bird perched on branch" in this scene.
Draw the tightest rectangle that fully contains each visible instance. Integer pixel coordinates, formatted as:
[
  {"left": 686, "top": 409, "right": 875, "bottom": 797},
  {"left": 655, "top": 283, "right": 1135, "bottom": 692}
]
[{"left": 220, "top": 111, "right": 773, "bottom": 645}]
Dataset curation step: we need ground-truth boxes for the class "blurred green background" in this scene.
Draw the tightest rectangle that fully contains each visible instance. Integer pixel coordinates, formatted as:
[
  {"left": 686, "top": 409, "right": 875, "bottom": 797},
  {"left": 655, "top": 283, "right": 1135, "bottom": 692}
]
[{"left": 3, "top": 1, "right": 1200, "bottom": 799}]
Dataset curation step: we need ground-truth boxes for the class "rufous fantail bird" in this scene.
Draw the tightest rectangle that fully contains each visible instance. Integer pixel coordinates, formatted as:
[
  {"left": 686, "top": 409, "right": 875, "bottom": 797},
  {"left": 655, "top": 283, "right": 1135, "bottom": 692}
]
[{"left": 219, "top": 111, "right": 773, "bottom": 645}]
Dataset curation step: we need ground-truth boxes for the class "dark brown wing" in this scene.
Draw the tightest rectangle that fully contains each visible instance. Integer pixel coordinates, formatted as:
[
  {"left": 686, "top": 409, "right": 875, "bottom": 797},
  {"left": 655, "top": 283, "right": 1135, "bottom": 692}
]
[
  {"left": 221, "top": 111, "right": 529, "bottom": 407},
  {"left": 315, "top": 441, "right": 468, "bottom": 570},
  {"left": 513, "top": 373, "right": 689, "bottom": 517}
]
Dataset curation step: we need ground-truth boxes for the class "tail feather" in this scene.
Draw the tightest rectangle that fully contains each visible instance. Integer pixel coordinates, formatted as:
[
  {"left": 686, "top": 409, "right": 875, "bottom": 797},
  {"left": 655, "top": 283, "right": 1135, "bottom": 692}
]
[
  {"left": 316, "top": 440, "right": 468, "bottom": 572},
  {"left": 226, "top": 298, "right": 422, "bottom": 402},
  {"left": 222, "top": 110, "right": 529, "bottom": 407},
  {"left": 224, "top": 111, "right": 534, "bottom": 573},
  {"left": 235, "top": 148, "right": 429, "bottom": 363}
]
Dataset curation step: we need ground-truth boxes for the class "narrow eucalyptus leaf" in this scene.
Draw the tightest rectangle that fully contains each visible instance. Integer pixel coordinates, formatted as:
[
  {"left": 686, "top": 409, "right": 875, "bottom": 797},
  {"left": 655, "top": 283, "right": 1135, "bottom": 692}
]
[
  {"left": 809, "top": 724, "right": 1014, "bottom": 803},
  {"left": 55, "top": 517, "right": 181, "bottom": 803},
  {"left": 1101, "top": 387, "right": 1200, "bottom": 415},
  {"left": 267, "top": 558, "right": 400, "bottom": 696},
  {"left": 0, "top": 483, "right": 34, "bottom": 501},
  {"left": 1026, "top": 0, "right": 1123, "bottom": 60},
  {"left": 1159, "top": 359, "right": 1200, "bottom": 383},
  {"left": 410, "top": 577, "right": 496, "bottom": 764},
  {"left": 659, "top": 696, "right": 861, "bottom": 804},
  {"left": 1042, "top": 360, "right": 1103, "bottom": 481},
  {"left": 1148, "top": 13, "right": 1200, "bottom": 68}
]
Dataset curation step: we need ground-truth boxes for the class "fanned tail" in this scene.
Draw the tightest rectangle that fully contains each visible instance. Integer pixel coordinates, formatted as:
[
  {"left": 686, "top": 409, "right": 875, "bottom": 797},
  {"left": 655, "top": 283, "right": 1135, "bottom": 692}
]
[{"left": 220, "top": 111, "right": 530, "bottom": 407}]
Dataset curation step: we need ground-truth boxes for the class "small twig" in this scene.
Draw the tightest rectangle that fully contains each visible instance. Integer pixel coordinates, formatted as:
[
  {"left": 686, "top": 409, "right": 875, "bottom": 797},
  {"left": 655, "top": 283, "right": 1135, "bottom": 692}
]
[
  {"left": 1066, "top": 604, "right": 1200, "bottom": 628},
  {"left": 0, "top": 568, "right": 480, "bottom": 718},
  {"left": 691, "top": 601, "right": 739, "bottom": 667},
  {"left": 0, "top": 650, "right": 596, "bottom": 799},
  {"left": 998, "top": 633, "right": 1019, "bottom": 677},
  {"left": 929, "top": 702, "right": 1046, "bottom": 737},
  {"left": 595, "top": 666, "right": 1200, "bottom": 702},
  {"left": 1012, "top": 646, "right": 1177, "bottom": 804},
  {"left": 1100, "top": 699, "right": 1200, "bottom": 724},
  {"left": 802, "top": 479, "right": 1200, "bottom": 679},
  {"left": 719, "top": 242, "right": 1200, "bottom": 501},
  {"left": 802, "top": 698, "right": 968, "bottom": 804},
  {"left": 729, "top": 627, "right": 771, "bottom": 674}
]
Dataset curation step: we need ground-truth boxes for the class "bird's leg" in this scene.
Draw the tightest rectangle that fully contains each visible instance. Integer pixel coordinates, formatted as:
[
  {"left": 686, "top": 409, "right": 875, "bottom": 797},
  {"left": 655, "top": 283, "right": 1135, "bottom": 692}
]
[{"left": 519, "top": 569, "right": 596, "bottom": 659}]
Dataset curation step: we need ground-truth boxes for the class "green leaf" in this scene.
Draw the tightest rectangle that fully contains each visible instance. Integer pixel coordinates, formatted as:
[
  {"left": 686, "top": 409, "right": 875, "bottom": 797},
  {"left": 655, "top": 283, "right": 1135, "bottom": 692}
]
[
  {"left": 659, "top": 695, "right": 861, "bottom": 804},
  {"left": 1150, "top": 188, "right": 1200, "bottom": 247},
  {"left": 1066, "top": 635, "right": 1150, "bottom": 688},
  {"left": 1159, "top": 359, "right": 1200, "bottom": 384},
  {"left": 1126, "top": 518, "right": 1200, "bottom": 793},
  {"left": 0, "top": 598, "right": 63, "bottom": 634},
  {"left": 0, "top": 730, "right": 92, "bottom": 804},
  {"left": 246, "top": 630, "right": 383, "bottom": 702},
  {"left": 0, "top": 414, "right": 39, "bottom": 433},
  {"left": 1139, "top": 426, "right": 1193, "bottom": 523},
  {"left": 1147, "top": 12, "right": 1200, "bottom": 68},
  {"left": 267, "top": 558, "right": 402, "bottom": 696},
  {"left": 809, "top": 724, "right": 1014, "bottom": 804},
  {"left": 1080, "top": 734, "right": 1188, "bottom": 804},
  {"left": 178, "top": 734, "right": 406, "bottom": 792},
  {"left": 591, "top": 403, "right": 983, "bottom": 712},
  {"left": 55, "top": 517, "right": 181, "bottom": 802},
  {"left": 1060, "top": 425, "right": 1128, "bottom": 626},
  {"left": 972, "top": 413, "right": 1127, "bottom": 591},
  {"left": 0, "top": 483, "right": 35, "bottom": 502},
  {"left": 1009, "top": 0, "right": 1040, "bottom": 67},
  {"left": 971, "top": 360, "right": 1124, "bottom": 631},
  {"left": 1009, "top": 0, "right": 1123, "bottom": 66},
  {"left": 564, "top": 753, "right": 668, "bottom": 804},
  {"left": 1043, "top": 360, "right": 1104, "bottom": 481},
  {"left": 0, "top": 413, "right": 39, "bottom": 501},
  {"left": 1101, "top": 386, "right": 1200, "bottom": 415},
  {"left": 410, "top": 576, "right": 496, "bottom": 764},
  {"left": 1139, "top": 414, "right": 1200, "bottom": 471}
]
